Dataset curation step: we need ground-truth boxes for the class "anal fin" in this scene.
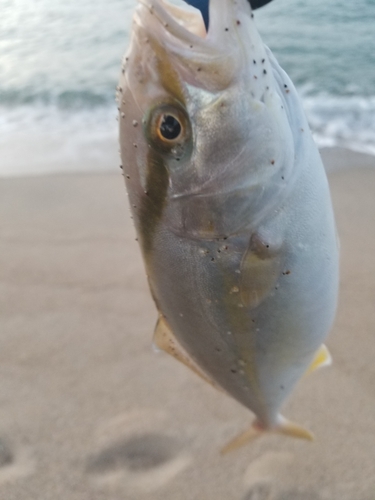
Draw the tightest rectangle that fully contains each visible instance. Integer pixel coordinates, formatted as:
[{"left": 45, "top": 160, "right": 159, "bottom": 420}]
[
  {"left": 306, "top": 344, "right": 332, "bottom": 375},
  {"left": 153, "top": 315, "right": 220, "bottom": 390}
]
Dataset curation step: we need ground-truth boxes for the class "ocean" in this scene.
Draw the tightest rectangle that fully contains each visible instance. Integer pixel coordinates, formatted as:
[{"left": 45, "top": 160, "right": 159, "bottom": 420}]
[{"left": 1, "top": 0, "right": 374, "bottom": 176}]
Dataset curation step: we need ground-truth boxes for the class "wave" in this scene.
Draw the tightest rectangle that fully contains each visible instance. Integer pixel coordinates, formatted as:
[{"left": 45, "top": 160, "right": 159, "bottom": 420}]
[
  {"left": 302, "top": 93, "right": 375, "bottom": 156},
  {"left": 0, "top": 91, "right": 374, "bottom": 177}
]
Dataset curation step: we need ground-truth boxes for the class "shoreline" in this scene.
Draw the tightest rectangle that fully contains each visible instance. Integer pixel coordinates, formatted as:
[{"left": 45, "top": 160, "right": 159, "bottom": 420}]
[{"left": 0, "top": 144, "right": 374, "bottom": 179}]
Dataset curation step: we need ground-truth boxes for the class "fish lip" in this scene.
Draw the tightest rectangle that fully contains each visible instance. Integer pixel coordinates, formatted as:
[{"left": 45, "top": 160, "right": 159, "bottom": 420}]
[
  {"left": 135, "top": 0, "right": 250, "bottom": 51},
  {"left": 132, "top": 0, "right": 264, "bottom": 92},
  {"left": 136, "top": 0, "right": 208, "bottom": 47}
]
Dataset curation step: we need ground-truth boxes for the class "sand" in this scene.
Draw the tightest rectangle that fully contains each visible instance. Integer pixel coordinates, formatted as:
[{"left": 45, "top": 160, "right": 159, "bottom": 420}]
[{"left": 0, "top": 149, "right": 375, "bottom": 499}]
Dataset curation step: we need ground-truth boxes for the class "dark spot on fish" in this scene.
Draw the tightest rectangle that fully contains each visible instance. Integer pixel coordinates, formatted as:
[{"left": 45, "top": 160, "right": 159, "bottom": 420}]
[
  {"left": 225, "top": 27, "right": 229, "bottom": 31},
  {"left": 216, "top": 347, "right": 222, "bottom": 352},
  {"left": 197, "top": 67, "right": 202, "bottom": 72},
  {"left": 281, "top": 176, "right": 285, "bottom": 180},
  {"left": 266, "top": 86, "right": 269, "bottom": 90},
  {"left": 135, "top": 237, "right": 138, "bottom": 241},
  {"left": 283, "top": 270, "right": 291, "bottom": 275},
  {"left": 251, "top": 12, "right": 254, "bottom": 18},
  {"left": 231, "top": 369, "right": 237, "bottom": 374},
  {"left": 126, "top": 175, "right": 130, "bottom": 179},
  {"left": 301, "top": 128, "right": 304, "bottom": 132},
  {"left": 286, "top": 89, "right": 290, "bottom": 93},
  {"left": 190, "top": 44, "right": 193, "bottom": 48},
  {"left": 138, "top": 151, "right": 169, "bottom": 255},
  {"left": 119, "top": 164, "right": 123, "bottom": 170},
  {"left": 262, "top": 59, "right": 265, "bottom": 63},
  {"left": 271, "top": 160, "right": 275, "bottom": 165},
  {"left": 280, "top": 385, "right": 284, "bottom": 390},
  {"left": 263, "top": 69, "right": 267, "bottom": 75},
  {"left": 253, "top": 60, "right": 256, "bottom": 64},
  {"left": 223, "top": 236, "right": 228, "bottom": 240},
  {"left": 122, "top": 69, "right": 125, "bottom": 74},
  {"left": 236, "top": 20, "right": 241, "bottom": 25},
  {"left": 254, "top": 75, "right": 257, "bottom": 79},
  {"left": 133, "top": 143, "right": 138, "bottom": 148},
  {"left": 284, "top": 84, "right": 288, "bottom": 88},
  {"left": 211, "top": 257, "right": 215, "bottom": 262}
]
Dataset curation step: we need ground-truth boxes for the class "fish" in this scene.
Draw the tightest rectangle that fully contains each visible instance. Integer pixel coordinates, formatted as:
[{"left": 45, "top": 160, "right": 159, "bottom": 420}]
[{"left": 118, "top": 0, "right": 339, "bottom": 452}]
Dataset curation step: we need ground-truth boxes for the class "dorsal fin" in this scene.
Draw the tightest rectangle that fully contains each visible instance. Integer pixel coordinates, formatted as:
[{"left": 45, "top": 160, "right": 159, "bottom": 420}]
[{"left": 153, "top": 315, "right": 221, "bottom": 390}]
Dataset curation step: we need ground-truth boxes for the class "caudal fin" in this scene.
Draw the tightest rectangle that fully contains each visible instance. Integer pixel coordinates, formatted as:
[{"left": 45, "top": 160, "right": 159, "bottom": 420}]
[{"left": 221, "top": 416, "right": 314, "bottom": 454}]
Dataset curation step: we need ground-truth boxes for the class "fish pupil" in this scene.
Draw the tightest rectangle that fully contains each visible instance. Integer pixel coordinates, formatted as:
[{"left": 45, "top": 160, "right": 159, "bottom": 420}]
[{"left": 159, "top": 115, "right": 181, "bottom": 140}]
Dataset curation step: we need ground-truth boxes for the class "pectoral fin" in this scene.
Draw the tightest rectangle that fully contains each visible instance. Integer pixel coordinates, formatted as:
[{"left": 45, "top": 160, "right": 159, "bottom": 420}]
[
  {"left": 221, "top": 416, "right": 314, "bottom": 454},
  {"left": 240, "top": 233, "right": 285, "bottom": 309},
  {"left": 306, "top": 344, "right": 332, "bottom": 375},
  {"left": 153, "top": 315, "right": 220, "bottom": 390}
]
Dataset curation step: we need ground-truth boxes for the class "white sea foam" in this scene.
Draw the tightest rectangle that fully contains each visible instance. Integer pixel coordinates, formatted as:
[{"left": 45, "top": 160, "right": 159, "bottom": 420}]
[
  {"left": 303, "top": 94, "right": 375, "bottom": 156},
  {"left": 0, "top": 91, "right": 374, "bottom": 177},
  {"left": 0, "top": 105, "right": 119, "bottom": 177}
]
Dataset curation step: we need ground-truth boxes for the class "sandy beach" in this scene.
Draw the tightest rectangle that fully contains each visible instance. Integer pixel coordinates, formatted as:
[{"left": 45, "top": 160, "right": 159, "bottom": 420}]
[{"left": 1, "top": 149, "right": 375, "bottom": 499}]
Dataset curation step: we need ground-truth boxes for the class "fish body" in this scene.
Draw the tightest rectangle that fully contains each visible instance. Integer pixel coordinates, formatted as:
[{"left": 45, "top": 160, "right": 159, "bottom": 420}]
[{"left": 119, "top": 0, "right": 339, "bottom": 444}]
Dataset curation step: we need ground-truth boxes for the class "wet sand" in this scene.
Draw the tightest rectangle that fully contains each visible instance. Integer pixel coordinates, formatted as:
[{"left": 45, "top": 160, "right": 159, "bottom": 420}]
[{"left": 0, "top": 149, "right": 375, "bottom": 499}]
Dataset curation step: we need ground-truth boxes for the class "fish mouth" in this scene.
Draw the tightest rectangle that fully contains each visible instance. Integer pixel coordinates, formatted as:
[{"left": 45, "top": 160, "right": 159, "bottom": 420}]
[
  {"left": 135, "top": 0, "right": 251, "bottom": 44},
  {"left": 133, "top": 0, "right": 256, "bottom": 89},
  {"left": 137, "top": 0, "right": 208, "bottom": 41}
]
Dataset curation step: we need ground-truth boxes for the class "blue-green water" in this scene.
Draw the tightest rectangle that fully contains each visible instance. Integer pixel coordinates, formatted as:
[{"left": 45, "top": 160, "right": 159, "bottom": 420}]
[{"left": 1, "top": 0, "right": 374, "bottom": 174}]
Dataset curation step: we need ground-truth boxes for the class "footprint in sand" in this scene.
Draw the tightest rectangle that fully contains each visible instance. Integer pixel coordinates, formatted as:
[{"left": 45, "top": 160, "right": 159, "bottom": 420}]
[
  {"left": 243, "top": 452, "right": 323, "bottom": 500},
  {"left": 244, "top": 483, "right": 322, "bottom": 500},
  {"left": 0, "top": 438, "right": 35, "bottom": 485},
  {"left": 243, "top": 481, "right": 273, "bottom": 500},
  {"left": 0, "top": 439, "right": 13, "bottom": 467},
  {"left": 86, "top": 409, "right": 192, "bottom": 493},
  {"left": 87, "top": 433, "right": 181, "bottom": 473}
]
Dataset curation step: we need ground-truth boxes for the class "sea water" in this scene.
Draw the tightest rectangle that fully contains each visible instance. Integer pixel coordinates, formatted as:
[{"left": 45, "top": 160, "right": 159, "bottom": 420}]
[{"left": 0, "top": 0, "right": 374, "bottom": 176}]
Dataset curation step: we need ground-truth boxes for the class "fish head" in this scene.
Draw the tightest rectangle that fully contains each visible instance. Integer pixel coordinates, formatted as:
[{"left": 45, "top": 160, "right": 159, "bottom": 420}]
[{"left": 119, "top": 0, "right": 297, "bottom": 245}]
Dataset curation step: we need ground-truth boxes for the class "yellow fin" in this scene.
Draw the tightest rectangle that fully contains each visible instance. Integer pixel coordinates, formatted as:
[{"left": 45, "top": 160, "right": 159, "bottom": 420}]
[
  {"left": 306, "top": 344, "right": 332, "bottom": 375},
  {"left": 275, "top": 416, "right": 315, "bottom": 441},
  {"left": 221, "top": 416, "right": 314, "bottom": 455},
  {"left": 240, "top": 233, "right": 285, "bottom": 309},
  {"left": 153, "top": 315, "right": 220, "bottom": 390},
  {"left": 221, "top": 423, "right": 263, "bottom": 454}
]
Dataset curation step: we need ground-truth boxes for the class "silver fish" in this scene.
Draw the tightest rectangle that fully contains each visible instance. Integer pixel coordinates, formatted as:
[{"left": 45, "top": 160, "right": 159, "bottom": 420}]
[{"left": 118, "top": 0, "right": 339, "bottom": 451}]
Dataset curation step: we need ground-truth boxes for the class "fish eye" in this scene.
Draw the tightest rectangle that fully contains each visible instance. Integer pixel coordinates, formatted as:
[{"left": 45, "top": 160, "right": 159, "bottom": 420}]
[
  {"left": 157, "top": 114, "right": 182, "bottom": 141},
  {"left": 145, "top": 102, "right": 191, "bottom": 157}
]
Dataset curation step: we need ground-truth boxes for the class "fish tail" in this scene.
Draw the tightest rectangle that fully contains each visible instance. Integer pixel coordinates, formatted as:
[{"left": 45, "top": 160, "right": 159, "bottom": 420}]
[
  {"left": 220, "top": 421, "right": 263, "bottom": 454},
  {"left": 221, "top": 415, "right": 314, "bottom": 454},
  {"left": 275, "top": 415, "right": 315, "bottom": 441}
]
